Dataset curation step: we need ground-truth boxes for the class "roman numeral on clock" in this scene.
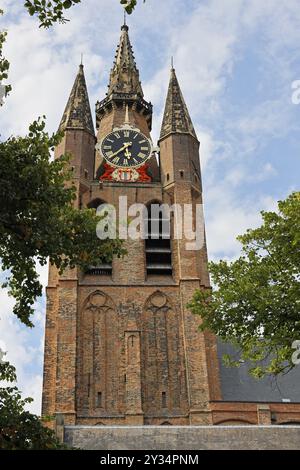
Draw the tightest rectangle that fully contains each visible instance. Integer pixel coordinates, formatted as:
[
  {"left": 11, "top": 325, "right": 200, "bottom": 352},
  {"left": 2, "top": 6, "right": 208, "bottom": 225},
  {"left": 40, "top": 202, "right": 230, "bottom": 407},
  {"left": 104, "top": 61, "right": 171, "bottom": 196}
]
[
  {"left": 114, "top": 132, "right": 121, "bottom": 139},
  {"left": 123, "top": 131, "right": 130, "bottom": 138},
  {"left": 138, "top": 152, "right": 146, "bottom": 158},
  {"left": 141, "top": 147, "right": 149, "bottom": 151},
  {"left": 139, "top": 139, "right": 146, "bottom": 144},
  {"left": 103, "top": 145, "right": 112, "bottom": 150},
  {"left": 112, "top": 157, "right": 120, "bottom": 164}
]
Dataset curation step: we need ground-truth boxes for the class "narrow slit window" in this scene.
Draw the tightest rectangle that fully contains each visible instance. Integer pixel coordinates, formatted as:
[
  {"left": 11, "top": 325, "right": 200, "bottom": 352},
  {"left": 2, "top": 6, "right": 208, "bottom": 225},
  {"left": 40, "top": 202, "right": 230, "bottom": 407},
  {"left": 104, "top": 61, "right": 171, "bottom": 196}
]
[
  {"left": 162, "top": 392, "right": 167, "bottom": 408},
  {"left": 87, "top": 373, "right": 91, "bottom": 397},
  {"left": 97, "top": 392, "right": 102, "bottom": 408}
]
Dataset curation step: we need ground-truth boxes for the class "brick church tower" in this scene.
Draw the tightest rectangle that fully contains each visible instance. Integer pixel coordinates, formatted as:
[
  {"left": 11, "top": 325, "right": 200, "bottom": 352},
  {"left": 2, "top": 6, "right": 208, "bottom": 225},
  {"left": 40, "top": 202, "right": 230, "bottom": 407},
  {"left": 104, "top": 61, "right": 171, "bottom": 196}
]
[{"left": 42, "top": 23, "right": 221, "bottom": 426}]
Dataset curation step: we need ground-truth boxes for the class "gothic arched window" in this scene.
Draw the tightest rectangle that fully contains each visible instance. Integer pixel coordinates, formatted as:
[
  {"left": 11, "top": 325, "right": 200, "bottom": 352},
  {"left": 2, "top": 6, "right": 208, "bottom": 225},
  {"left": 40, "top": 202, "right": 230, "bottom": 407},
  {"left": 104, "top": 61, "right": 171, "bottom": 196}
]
[{"left": 87, "top": 198, "right": 106, "bottom": 210}]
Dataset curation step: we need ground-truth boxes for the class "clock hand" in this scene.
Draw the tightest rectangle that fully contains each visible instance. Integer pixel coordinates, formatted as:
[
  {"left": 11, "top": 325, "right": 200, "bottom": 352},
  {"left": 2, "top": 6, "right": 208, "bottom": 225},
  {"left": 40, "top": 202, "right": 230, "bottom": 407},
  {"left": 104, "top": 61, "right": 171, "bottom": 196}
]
[
  {"left": 124, "top": 147, "right": 131, "bottom": 159},
  {"left": 109, "top": 142, "right": 132, "bottom": 159}
]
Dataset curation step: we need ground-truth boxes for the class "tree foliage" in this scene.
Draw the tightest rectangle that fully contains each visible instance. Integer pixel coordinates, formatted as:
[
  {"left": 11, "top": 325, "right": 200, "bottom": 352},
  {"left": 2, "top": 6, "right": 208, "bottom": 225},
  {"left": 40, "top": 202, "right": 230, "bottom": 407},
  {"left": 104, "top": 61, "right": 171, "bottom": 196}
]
[
  {"left": 0, "top": 9, "right": 11, "bottom": 104},
  {"left": 0, "top": 357, "right": 65, "bottom": 449},
  {"left": 0, "top": 118, "right": 125, "bottom": 326},
  {"left": 24, "top": 0, "right": 82, "bottom": 27},
  {"left": 189, "top": 192, "right": 300, "bottom": 378},
  {"left": 24, "top": 0, "right": 142, "bottom": 27}
]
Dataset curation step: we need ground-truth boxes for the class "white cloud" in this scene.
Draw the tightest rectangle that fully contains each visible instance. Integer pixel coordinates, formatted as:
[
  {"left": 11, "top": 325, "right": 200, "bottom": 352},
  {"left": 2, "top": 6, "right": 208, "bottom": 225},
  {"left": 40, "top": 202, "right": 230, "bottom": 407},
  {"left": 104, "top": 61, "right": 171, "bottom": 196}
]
[
  {"left": 198, "top": 129, "right": 215, "bottom": 170},
  {"left": 227, "top": 99, "right": 296, "bottom": 159},
  {"left": 205, "top": 186, "right": 278, "bottom": 262},
  {"left": 257, "top": 163, "right": 277, "bottom": 181},
  {"left": 224, "top": 162, "right": 277, "bottom": 187},
  {"left": 171, "top": 0, "right": 241, "bottom": 101}
]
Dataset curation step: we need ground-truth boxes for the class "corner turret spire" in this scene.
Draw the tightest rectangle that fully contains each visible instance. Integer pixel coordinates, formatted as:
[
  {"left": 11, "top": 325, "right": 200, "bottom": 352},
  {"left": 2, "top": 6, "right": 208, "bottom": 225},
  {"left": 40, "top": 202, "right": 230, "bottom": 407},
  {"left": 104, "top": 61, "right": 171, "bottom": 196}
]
[
  {"left": 107, "top": 24, "right": 143, "bottom": 96},
  {"left": 160, "top": 67, "right": 197, "bottom": 141},
  {"left": 59, "top": 64, "right": 94, "bottom": 135}
]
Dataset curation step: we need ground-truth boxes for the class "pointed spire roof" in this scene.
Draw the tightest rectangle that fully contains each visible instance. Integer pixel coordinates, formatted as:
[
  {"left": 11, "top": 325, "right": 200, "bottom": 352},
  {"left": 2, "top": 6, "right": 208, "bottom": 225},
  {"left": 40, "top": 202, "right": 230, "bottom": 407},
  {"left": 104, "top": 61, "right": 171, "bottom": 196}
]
[
  {"left": 160, "top": 67, "right": 197, "bottom": 141},
  {"left": 59, "top": 64, "right": 94, "bottom": 135},
  {"left": 107, "top": 24, "right": 143, "bottom": 97}
]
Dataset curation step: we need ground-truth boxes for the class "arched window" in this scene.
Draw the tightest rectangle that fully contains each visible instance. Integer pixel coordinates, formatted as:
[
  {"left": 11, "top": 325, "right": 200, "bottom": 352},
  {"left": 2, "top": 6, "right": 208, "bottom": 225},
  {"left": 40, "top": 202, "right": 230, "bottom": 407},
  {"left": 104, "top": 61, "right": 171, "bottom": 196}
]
[
  {"left": 145, "top": 201, "right": 172, "bottom": 277},
  {"left": 87, "top": 198, "right": 105, "bottom": 210}
]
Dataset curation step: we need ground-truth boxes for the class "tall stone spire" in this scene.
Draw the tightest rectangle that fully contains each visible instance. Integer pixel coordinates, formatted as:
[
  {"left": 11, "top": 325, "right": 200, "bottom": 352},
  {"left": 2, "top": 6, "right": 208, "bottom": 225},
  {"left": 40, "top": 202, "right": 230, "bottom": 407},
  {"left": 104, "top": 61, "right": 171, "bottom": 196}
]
[
  {"left": 160, "top": 67, "right": 197, "bottom": 141},
  {"left": 96, "top": 23, "right": 152, "bottom": 132},
  {"left": 107, "top": 23, "right": 143, "bottom": 97},
  {"left": 59, "top": 64, "right": 94, "bottom": 135}
]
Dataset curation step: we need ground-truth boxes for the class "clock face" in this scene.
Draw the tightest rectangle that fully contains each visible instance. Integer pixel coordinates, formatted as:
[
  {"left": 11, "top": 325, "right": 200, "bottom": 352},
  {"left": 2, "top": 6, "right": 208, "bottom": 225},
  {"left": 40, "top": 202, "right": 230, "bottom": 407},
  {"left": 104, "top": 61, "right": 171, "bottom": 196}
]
[{"left": 100, "top": 129, "right": 152, "bottom": 168}]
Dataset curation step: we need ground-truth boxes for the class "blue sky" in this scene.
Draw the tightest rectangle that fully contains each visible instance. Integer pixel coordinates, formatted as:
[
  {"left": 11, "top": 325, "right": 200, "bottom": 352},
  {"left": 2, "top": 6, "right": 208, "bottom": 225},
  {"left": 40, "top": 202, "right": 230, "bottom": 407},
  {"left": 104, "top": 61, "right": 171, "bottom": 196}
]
[{"left": 0, "top": 0, "right": 300, "bottom": 414}]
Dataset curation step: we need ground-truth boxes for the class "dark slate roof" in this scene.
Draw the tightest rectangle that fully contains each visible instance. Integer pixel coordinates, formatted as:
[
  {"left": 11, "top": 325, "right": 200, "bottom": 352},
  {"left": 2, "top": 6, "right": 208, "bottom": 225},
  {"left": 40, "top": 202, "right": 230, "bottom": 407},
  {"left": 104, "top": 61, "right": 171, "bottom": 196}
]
[
  {"left": 218, "top": 339, "right": 300, "bottom": 402},
  {"left": 159, "top": 68, "right": 197, "bottom": 141},
  {"left": 59, "top": 64, "right": 94, "bottom": 135}
]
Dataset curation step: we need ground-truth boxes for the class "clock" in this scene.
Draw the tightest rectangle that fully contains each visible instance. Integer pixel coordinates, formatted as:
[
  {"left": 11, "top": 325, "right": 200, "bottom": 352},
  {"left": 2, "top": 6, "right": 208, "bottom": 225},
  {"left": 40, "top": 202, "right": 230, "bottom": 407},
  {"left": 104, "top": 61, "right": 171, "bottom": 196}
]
[{"left": 98, "top": 127, "right": 152, "bottom": 168}]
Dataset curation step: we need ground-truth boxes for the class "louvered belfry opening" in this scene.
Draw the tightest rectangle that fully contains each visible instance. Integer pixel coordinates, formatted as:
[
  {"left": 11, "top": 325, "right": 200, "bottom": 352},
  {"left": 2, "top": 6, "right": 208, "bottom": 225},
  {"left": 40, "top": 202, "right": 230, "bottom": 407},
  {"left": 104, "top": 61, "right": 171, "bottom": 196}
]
[
  {"left": 145, "top": 202, "right": 172, "bottom": 277},
  {"left": 85, "top": 265, "right": 112, "bottom": 276},
  {"left": 85, "top": 198, "right": 112, "bottom": 276}
]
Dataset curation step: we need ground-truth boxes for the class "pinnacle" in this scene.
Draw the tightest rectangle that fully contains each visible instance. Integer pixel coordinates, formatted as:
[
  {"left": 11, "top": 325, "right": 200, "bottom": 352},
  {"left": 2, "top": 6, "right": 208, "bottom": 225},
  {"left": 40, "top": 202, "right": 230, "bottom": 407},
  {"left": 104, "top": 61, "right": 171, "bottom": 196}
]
[
  {"left": 160, "top": 68, "right": 197, "bottom": 141},
  {"left": 59, "top": 64, "right": 94, "bottom": 135}
]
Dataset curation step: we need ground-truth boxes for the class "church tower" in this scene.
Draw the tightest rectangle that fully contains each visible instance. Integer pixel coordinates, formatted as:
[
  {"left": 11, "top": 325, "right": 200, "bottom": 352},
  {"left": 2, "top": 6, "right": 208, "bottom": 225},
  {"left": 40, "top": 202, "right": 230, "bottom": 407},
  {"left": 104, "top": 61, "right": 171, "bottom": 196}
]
[{"left": 42, "top": 23, "right": 221, "bottom": 426}]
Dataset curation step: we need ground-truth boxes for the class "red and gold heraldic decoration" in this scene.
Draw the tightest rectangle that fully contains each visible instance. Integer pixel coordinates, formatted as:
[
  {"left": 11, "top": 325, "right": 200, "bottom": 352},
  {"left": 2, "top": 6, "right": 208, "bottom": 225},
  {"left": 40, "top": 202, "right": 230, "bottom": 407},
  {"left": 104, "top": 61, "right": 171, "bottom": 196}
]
[{"left": 100, "top": 163, "right": 151, "bottom": 183}]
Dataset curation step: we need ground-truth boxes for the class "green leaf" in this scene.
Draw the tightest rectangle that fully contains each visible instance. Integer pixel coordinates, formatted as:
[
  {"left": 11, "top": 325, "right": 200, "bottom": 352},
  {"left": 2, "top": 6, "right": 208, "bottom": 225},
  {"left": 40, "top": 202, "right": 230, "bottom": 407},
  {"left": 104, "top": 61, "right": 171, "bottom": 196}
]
[{"left": 63, "top": 0, "right": 72, "bottom": 8}]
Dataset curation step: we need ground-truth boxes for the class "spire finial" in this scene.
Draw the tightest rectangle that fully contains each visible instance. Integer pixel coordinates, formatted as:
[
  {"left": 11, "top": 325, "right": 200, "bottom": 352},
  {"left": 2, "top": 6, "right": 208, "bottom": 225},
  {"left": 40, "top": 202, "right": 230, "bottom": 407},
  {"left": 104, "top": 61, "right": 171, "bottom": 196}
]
[
  {"left": 121, "top": 10, "right": 128, "bottom": 31},
  {"left": 80, "top": 53, "right": 83, "bottom": 66},
  {"left": 171, "top": 56, "right": 174, "bottom": 69}
]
